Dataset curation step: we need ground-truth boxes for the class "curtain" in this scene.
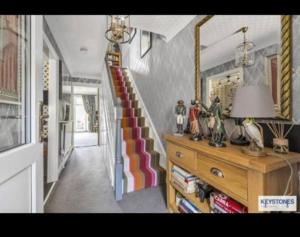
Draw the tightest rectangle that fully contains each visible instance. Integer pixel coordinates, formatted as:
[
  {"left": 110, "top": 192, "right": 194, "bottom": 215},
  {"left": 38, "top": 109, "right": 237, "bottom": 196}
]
[{"left": 82, "top": 95, "right": 96, "bottom": 132}]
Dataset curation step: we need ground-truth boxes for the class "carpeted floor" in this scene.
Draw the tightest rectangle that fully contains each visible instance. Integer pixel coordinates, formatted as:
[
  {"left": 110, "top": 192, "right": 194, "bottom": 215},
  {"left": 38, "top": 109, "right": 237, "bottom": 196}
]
[
  {"left": 74, "top": 132, "right": 98, "bottom": 147},
  {"left": 44, "top": 146, "right": 168, "bottom": 213}
]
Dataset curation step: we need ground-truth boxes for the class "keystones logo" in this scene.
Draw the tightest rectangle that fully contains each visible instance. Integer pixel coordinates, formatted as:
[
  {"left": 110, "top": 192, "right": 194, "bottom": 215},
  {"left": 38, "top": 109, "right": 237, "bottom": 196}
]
[{"left": 258, "top": 196, "right": 297, "bottom": 212}]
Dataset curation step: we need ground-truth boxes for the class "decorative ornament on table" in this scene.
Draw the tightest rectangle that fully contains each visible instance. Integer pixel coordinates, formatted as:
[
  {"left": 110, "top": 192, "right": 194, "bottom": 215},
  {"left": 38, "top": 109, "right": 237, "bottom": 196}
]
[
  {"left": 230, "top": 118, "right": 250, "bottom": 146},
  {"left": 231, "top": 85, "right": 276, "bottom": 157},
  {"left": 188, "top": 100, "right": 203, "bottom": 141},
  {"left": 266, "top": 121, "right": 294, "bottom": 154},
  {"left": 242, "top": 118, "right": 264, "bottom": 151},
  {"left": 174, "top": 100, "right": 186, "bottom": 136},
  {"left": 201, "top": 96, "right": 226, "bottom": 147}
]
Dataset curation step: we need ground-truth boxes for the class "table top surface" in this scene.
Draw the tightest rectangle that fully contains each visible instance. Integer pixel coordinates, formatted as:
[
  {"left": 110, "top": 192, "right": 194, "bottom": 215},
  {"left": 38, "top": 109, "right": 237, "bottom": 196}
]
[{"left": 164, "top": 134, "right": 300, "bottom": 173}]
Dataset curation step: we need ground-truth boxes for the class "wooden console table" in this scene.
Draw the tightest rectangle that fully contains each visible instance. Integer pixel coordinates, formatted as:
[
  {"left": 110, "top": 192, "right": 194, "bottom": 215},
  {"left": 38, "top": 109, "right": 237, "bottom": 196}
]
[{"left": 165, "top": 134, "right": 300, "bottom": 213}]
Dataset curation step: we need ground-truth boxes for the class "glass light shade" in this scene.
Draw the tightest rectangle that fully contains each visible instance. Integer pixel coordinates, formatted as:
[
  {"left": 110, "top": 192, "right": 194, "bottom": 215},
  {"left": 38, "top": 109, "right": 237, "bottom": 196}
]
[
  {"left": 105, "top": 15, "right": 131, "bottom": 44},
  {"left": 235, "top": 40, "right": 255, "bottom": 67}
]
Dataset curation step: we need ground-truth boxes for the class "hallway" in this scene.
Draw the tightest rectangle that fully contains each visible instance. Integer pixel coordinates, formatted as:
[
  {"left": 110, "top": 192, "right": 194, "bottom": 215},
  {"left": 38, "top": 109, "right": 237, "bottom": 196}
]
[
  {"left": 74, "top": 132, "right": 98, "bottom": 147},
  {"left": 45, "top": 146, "right": 168, "bottom": 213}
]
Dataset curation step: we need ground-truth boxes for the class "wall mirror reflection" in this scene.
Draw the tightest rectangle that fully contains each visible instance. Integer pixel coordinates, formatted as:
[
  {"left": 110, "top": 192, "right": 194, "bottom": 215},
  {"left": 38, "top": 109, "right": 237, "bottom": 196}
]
[{"left": 196, "top": 15, "right": 292, "bottom": 120}]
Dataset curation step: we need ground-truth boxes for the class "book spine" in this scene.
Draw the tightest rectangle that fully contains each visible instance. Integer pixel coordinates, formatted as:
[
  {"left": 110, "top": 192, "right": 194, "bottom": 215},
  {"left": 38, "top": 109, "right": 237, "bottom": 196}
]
[
  {"left": 178, "top": 205, "right": 188, "bottom": 213},
  {"left": 172, "top": 166, "right": 195, "bottom": 179},
  {"left": 179, "top": 200, "right": 194, "bottom": 213},
  {"left": 172, "top": 172, "right": 196, "bottom": 185},
  {"left": 213, "top": 192, "right": 247, "bottom": 213},
  {"left": 214, "top": 204, "right": 227, "bottom": 213},
  {"left": 181, "top": 199, "right": 199, "bottom": 213},
  {"left": 214, "top": 200, "right": 238, "bottom": 213},
  {"left": 173, "top": 179, "right": 195, "bottom": 193}
]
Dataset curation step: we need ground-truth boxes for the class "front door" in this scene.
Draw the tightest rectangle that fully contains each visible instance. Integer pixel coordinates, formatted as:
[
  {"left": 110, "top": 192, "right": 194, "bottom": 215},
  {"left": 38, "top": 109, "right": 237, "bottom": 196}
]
[{"left": 0, "top": 15, "right": 44, "bottom": 213}]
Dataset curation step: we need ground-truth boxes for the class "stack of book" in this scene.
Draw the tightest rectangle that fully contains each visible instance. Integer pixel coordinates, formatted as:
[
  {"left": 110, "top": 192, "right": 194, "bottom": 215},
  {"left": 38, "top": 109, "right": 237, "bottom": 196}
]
[
  {"left": 176, "top": 192, "right": 200, "bottom": 213},
  {"left": 171, "top": 165, "right": 198, "bottom": 193},
  {"left": 210, "top": 191, "right": 248, "bottom": 213}
]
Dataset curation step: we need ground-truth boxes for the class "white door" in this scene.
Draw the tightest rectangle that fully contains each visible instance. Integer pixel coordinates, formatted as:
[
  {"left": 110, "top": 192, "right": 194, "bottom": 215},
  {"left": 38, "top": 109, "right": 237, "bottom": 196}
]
[{"left": 0, "top": 15, "right": 44, "bottom": 213}]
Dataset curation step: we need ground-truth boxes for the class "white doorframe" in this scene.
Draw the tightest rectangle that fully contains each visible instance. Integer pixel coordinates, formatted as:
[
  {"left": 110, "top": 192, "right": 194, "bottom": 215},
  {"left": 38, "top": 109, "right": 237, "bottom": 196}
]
[
  {"left": 71, "top": 83, "right": 101, "bottom": 146},
  {"left": 43, "top": 32, "right": 60, "bottom": 183},
  {"left": 47, "top": 58, "right": 59, "bottom": 182}
]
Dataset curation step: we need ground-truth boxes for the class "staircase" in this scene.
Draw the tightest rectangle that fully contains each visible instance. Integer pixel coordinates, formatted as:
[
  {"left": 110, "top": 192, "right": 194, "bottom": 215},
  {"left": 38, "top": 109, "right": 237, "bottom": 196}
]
[{"left": 110, "top": 66, "right": 165, "bottom": 193}]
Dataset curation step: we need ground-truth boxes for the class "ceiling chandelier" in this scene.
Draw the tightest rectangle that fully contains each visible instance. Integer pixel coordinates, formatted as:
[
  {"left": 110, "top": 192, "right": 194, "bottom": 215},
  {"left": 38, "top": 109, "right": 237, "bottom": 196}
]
[
  {"left": 105, "top": 15, "right": 131, "bottom": 44},
  {"left": 235, "top": 26, "right": 255, "bottom": 67}
]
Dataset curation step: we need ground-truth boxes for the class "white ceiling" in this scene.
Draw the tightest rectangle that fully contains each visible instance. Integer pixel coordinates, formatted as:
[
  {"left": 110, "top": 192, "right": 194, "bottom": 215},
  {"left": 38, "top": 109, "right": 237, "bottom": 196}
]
[
  {"left": 45, "top": 15, "right": 107, "bottom": 79},
  {"left": 200, "top": 15, "right": 281, "bottom": 71},
  {"left": 45, "top": 15, "right": 196, "bottom": 79},
  {"left": 131, "top": 15, "right": 196, "bottom": 42}
]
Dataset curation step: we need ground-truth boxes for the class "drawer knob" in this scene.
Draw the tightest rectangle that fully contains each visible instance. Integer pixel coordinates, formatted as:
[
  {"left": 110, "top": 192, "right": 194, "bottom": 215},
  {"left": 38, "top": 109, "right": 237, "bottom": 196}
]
[
  {"left": 175, "top": 151, "right": 183, "bottom": 158},
  {"left": 210, "top": 167, "right": 224, "bottom": 178}
]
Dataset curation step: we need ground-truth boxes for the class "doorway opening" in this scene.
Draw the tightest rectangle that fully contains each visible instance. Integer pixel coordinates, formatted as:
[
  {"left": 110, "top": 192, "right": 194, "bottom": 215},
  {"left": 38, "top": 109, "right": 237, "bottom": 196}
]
[{"left": 73, "top": 86, "right": 99, "bottom": 148}]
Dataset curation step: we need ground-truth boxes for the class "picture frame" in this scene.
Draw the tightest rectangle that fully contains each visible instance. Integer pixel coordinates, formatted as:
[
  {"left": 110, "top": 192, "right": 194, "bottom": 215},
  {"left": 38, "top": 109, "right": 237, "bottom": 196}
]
[
  {"left": 140, "top": 30, "right": 152, "bottom": 58},
  {"left": 265, "top": 53, "right": 281, "bottom": 115},
  {"left": 129, "top": 27, "right": 137, "bottom": 44}
]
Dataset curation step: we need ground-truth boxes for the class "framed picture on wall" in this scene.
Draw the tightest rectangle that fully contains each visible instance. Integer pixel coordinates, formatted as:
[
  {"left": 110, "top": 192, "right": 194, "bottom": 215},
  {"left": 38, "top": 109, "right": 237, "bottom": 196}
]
[
  {"left": 129, "top": 27, "right": 137, "bottom": 44},
  {"left": 140, "top": 30, "right": 152, "bottom": 58},
  {"left": 265, "top": 54, "right": 281, "bottom": 114}
]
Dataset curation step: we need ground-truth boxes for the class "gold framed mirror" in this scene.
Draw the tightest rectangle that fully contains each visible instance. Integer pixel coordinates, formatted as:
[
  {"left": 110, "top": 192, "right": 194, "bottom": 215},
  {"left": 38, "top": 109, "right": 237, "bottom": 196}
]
[{"left": 195, "top": 15, "right": 292, "bottom": 120}]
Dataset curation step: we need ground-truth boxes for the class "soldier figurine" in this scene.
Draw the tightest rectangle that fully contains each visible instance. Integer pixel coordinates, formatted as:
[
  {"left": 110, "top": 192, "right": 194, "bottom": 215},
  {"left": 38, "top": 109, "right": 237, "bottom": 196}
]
[
  {"left": 188, "top": 100, "right": 202, "bottom": 141},
  {"left": 210, "top": 97, "right": 226, "bottom": 147},
  {"left": 202, "top": 96, "right": 226, "bottom": 147},
  {"left": 174, "top": 100, "right": 186, "bottom": 136}
]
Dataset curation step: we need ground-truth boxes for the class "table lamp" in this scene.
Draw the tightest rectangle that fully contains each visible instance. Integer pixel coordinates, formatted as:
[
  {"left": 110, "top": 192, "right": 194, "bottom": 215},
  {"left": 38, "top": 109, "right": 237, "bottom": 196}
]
[{"left": 231, "top": 85, "right": 275, "bottom": 157}]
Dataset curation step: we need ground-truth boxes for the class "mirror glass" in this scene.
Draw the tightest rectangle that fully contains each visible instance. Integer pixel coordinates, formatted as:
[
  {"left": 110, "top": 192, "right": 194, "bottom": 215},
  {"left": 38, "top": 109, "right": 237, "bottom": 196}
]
[{"left": 199, "top": 15, "right": 281, "bottom": 117}]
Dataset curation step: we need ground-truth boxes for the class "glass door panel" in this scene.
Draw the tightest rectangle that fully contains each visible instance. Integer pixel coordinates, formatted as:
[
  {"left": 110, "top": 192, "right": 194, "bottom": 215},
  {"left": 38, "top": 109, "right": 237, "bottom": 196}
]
[{"left": 0, "top": 15, "right": 30, "bottom": 152}]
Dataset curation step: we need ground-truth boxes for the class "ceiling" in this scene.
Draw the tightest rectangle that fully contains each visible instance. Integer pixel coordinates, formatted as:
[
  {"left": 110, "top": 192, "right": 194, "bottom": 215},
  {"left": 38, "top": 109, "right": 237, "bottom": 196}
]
[
  {"left": 45, "top": 15, "right": 196, "bottom": 79},
  {"left": 200, "top": 15, "right": 281, "bottom": 71},
  {"left": 45, "top": 15, "right": 107, "bottom": 79},
  {"left": 131, "top": 15, "right": 196, "bottom": 42}
]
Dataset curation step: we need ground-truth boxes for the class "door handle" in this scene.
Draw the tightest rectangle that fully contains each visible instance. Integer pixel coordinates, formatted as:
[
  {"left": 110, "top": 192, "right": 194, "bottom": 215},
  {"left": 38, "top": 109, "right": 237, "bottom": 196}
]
[
  {"left": 210, "top": 167, "right": 224, "bottom": 178},
  {"left": 175, "top": 151, "right": 183, "bottom": 158},
  {"left": 39, "top": 102, "right": 49, "bottom": 142}
]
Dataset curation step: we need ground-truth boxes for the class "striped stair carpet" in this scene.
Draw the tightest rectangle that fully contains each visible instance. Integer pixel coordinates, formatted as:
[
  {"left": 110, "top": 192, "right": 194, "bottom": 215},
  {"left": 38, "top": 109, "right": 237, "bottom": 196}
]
[{"left": 110, "top": 66, "right": 165, "bottom": 193}]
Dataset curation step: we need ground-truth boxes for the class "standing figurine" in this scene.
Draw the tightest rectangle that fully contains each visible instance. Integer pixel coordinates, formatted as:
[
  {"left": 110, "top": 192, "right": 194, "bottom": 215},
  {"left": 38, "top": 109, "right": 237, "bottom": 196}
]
[
  {"left": 202, "top": 96, "right": 226, "bottom": 147},
  {"left": 211, "top": 96, "right": 226, "bottom": 147},
  {"left": 188, "top": 100, "right": 202, "bottom": 141},
  {"left": 174, "top": 100, "right": 186, "bottom": 136}
]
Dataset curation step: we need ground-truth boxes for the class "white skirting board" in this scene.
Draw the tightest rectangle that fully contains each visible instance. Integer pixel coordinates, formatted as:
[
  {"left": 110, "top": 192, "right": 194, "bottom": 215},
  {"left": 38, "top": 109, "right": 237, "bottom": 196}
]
[
  {"left": 58, "top": 146, "right": 74, "bottom": 175},
  {"left": 123, "top": 68, "right": 167, "bottom": 170}
]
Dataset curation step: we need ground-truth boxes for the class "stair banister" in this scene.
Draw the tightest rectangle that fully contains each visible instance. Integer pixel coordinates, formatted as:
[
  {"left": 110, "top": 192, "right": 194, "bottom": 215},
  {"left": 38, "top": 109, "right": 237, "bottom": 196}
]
[{"left": 104, "top": 57, "right": 123, "bottom": 201}]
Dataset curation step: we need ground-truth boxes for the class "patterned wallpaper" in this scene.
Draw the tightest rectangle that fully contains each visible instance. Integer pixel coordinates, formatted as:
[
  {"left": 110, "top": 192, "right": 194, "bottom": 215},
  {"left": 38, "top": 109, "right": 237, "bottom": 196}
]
[
  {"left": 123, "top": 15, "right": 300, "bottom": 148},
  {"left": 122, "top": 16, "right": 200, "bottom": 146}
]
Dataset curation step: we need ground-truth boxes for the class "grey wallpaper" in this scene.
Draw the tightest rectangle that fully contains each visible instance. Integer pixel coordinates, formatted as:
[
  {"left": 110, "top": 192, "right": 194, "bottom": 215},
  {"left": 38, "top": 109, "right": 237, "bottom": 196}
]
[
  {"left": 123, "top": 15, "right": 300, "bottom": 148},
  {"left": 122, "top": 16, "right": 199, "bottom": 146}
]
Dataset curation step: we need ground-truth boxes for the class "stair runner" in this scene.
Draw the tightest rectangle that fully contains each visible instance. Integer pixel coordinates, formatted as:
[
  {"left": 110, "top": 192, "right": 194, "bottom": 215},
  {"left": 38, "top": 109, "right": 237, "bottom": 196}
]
[{"left": 110, "top": 66, "right": 165, "bottom": 193}]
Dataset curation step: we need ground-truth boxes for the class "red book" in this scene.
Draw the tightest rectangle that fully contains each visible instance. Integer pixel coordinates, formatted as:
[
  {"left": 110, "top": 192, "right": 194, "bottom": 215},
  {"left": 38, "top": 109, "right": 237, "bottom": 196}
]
[
  {"left": 178, "top": 205, "right": 188, "bottom": 213},
  {"left": 212, "top": 192, "right": 247, "bottom": 213},
  {"left": 213, "top": 199, "right": 240, "bottom": 213}
]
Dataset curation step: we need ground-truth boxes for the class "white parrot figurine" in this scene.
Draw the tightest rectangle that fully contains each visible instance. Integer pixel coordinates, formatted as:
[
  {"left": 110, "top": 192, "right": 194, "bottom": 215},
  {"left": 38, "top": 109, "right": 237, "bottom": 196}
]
[{"left": 242, "top": 118, "right": 264, "bottom": 149}]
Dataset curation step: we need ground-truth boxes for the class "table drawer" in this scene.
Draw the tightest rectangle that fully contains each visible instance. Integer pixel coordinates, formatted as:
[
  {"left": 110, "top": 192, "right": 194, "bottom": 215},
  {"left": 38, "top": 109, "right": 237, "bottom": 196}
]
[
  {"left": 167, "top": 143, "right": 197, "bottom": 171},
  {"left": 197, "top": 154, "right": 248, "bottom": 202}
]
